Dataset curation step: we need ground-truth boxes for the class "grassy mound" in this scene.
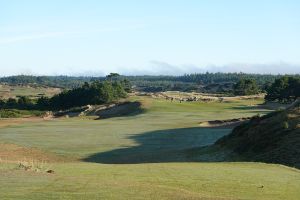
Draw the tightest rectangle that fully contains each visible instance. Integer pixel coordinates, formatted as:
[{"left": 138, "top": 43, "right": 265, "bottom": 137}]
[
  {"left": 96, "top": 101, "right": 143, "bottom": 119},
  {"left": 199, "top": 117, "right": 251, "bottom": 128},
  {"left": 216, "top": 100, "right": 300, "bottom": 168},
  {"left": 53, "top": 101, "right": 143, "bottom": 119}
]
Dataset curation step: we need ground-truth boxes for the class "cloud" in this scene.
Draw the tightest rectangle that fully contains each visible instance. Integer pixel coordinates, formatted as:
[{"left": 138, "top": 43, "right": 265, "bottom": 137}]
[
  {"left": 43, "top": 61, "right": 300, "bottom": 76},
  {"left": 138, "top": 61, "right": 300, "bottom": 75},
  {"left": 0, "top": 23, "right": 146, "bottom": 45},
  {"left": 206, "top": 62, "right": 300, "bottom": 74},
  {"left": 1, "top": 61, "right": 299, "bottom": 77},
  {"left": 0, "top": 32, "right": 67, "bottom": 44},
  {"left": 122, "top": 61, "right": 204, "bottom": 76}
]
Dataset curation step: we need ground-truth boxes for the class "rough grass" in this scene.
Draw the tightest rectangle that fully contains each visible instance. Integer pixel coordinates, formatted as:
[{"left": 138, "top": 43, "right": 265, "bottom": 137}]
[
  {"left": 0, "top": 84, "right": 61, "bottom": 99},
  {"left": 214, "top": 102, "right": 300, "bottom": 168},
  {"left": 0, "top": 96, "right": 299, "bottom": 199},
  {"left": 0, "top": 109, "right": 45, "bottom": 118}
]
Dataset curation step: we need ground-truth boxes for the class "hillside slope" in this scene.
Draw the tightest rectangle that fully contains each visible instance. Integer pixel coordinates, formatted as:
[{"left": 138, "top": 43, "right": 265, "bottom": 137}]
[{"left": 216, "top": 99, "right": 300, "bottom": 168}]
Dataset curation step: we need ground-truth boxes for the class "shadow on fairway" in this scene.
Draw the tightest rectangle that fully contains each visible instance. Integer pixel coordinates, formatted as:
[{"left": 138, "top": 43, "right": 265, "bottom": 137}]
[{"left": 83, "top": 127, "right": 231, "bottom": 164}]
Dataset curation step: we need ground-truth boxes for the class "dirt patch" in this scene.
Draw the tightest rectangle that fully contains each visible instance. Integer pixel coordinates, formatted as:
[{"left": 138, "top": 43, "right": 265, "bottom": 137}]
[{"left": 199, "top": 117, "right": 251, "bottom": 128}]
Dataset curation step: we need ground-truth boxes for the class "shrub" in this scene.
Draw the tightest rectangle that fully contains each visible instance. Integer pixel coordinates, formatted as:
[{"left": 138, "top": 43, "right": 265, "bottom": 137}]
[{"left": 283, "top": 121, "right": 289, "bottom": 129}]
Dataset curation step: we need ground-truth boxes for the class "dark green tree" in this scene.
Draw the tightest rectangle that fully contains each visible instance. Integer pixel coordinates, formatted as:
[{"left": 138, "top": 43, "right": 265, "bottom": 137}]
[
  {"left": 121, "top": 79, "right": 132, "bottom": 92},
  {"left": 36, "top": 96, "right": 51, "bottom": 110},
  {"left": 17, "top": 96, "right": 33, "bottom": 107},
  {"left": 233, "top": 79, "right": 259, "bottom": 95},
  {"left": 0, "top": 99, "right": 5, "bottom": 107},
  {"left": 41, "top": 79, "right": 128, "bottom": 110},
  {"left": 106, "top": 73, "right": 120, "bottom": 82},
  {"left": 6, "top": 98, "right": 17, "bottom": 107},
  {"left": 265, "top": 76, "right": 300, "bottom": 102}
]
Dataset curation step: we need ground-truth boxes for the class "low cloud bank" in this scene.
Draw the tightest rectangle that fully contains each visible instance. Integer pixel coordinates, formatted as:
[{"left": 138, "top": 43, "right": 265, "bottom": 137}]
[
  {"left": 136, "top": 61, "right": 300, "bottom": 75},
  {"left": 1, "top": 61, "right": 299, "bottom": 77}
]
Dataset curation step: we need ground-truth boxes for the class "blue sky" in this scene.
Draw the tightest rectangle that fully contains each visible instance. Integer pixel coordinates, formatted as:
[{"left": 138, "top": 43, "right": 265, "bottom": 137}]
[{"left": 0, "top": 0, "right": 299, "bottom": 76}]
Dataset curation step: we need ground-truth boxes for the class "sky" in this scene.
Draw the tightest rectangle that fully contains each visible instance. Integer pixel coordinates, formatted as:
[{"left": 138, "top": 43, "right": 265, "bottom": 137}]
[{"left": 0, "top": 0, "right": 300, "bottom": 76}]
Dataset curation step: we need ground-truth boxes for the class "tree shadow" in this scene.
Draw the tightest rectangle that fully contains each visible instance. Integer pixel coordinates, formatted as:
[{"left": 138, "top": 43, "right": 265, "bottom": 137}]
[
  {"left": 83, "top": 127, "right": 231, "bottom": 164},
  {"left": 229, "top": 102, "right": 287, "bottom": 111},
  {"left": 227, "top": 104, "right": 273, "bottom": 115}
]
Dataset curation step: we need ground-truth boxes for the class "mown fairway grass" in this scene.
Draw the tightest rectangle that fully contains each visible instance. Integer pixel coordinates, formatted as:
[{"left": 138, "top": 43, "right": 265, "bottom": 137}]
[{"left": 0, "top": 96, "right": 299, "bottom": 199}]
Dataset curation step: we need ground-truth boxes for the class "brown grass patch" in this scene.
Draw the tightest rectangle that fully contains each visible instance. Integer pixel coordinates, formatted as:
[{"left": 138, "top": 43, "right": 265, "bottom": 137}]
[
  {"left": 0, "top": 117, "right": 54, "bottom": 128},
  {"left": 0, "top": 143, "right": 66, "bottom": 164}
]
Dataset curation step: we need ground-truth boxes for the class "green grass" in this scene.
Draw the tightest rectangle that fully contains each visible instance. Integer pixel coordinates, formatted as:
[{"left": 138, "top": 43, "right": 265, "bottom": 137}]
[
  {"left": 1, "top": 162, "right": 299, "bottom": 200},
  {"left": 0, "top": 96, "right": 299, "bottom": 199},
  {"left": 0, "top": 97, "right": 267, "bottom": 158}
]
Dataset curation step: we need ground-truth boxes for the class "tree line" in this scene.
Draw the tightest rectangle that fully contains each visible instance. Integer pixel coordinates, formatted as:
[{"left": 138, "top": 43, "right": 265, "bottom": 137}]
[
  {"left": 2, "top": 73, "right": 299, "bottom": 91},
  {"left": 0, "top": 75, "right": 299, "bottom": 111},
  {"left": 265, "top": 76, "right": 300, "bottom": 102},
  {"left": 0, "top": 80, "right": 129, "bottom": 111},
  {"left": 232, "top": 76, "right": 300, "bottom": 102}
]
